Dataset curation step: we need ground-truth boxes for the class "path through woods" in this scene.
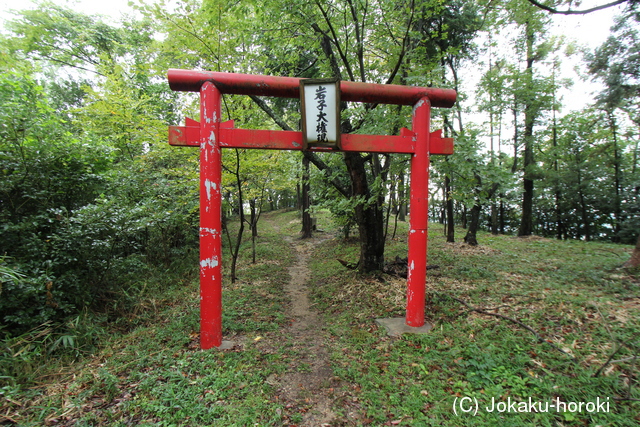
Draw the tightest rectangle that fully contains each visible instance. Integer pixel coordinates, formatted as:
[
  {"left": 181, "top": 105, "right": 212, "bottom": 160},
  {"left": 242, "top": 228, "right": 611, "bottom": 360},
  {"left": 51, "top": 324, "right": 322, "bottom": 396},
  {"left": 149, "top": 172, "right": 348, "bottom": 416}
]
[{"left": 265, "top": 218, "right": 348, "bottom": 426}]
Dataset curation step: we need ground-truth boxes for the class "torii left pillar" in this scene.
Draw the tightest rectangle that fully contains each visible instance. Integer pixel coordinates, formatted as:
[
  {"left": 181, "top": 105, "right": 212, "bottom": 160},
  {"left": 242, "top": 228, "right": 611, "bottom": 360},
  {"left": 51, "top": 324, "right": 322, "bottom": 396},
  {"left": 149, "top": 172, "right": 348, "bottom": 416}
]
[{"left": 198, "top": 82, "right": 224, "bottom": 349}]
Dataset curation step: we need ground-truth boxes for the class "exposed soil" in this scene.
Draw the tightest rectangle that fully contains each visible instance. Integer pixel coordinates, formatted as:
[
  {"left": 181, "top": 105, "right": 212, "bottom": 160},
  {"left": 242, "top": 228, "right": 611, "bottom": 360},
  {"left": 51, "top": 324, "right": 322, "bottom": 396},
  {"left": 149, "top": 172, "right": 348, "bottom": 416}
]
[{"left": 274, "top": 232, "right": 341, "bottom": 426}]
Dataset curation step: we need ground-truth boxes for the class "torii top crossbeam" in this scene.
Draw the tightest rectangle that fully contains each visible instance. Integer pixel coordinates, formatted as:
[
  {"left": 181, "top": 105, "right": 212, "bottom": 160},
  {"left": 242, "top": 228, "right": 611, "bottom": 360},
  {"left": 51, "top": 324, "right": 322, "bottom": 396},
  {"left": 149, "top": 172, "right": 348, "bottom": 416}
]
[
  {"left": 168, "top": 69, "right": 456, "bottom": 108},
  {"left": 166, "top": 69, "right": 456, "bottom": 349}
]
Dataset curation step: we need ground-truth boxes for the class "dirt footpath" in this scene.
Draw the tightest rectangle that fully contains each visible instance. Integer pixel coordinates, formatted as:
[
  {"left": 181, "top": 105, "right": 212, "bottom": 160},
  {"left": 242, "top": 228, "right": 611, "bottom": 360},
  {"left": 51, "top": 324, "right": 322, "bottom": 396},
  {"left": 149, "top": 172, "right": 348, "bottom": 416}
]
[{"left": 276, "top": 233, "right": 340, "bottom": 426}]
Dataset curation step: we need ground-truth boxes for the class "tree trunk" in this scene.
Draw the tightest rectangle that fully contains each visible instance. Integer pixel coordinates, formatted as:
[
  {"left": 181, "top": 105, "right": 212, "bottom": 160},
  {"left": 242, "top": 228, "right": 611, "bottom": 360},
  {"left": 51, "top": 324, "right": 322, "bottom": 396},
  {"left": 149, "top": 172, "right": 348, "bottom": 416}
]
[
  {"left": 512, "top": 104, "right": 519, "bottom": 174},
  {"left": 491, "top": 202, "right": 499, "bottom": 235},
  {"left": 226, "top": 150, "right": 244, "bottom": 284},
  {"left": 384, "top": 178, "right": 395, "bottom": 242},
  {"left": 344, "top": 151, "right": 385, "bottom": 272},
  {"left": 398, "top": 168, "right": 406, "bottom": 222},
  {"left": 578, "top": 175, "right": 591, "bottom": 242},
  {"left": 301, "top": 154, "right": 313, "bottom": 239},
  {"left": 269, "top": 193, "right": 275, "bottom": 211},
  {"left": 623, "top": 234, "right": 640, "bottom": 269},
  {"left": 461, "top": 205, "right": 468, "bottom": 229},
  {"left": 250, "top": 199, "right": 257, "bottom": 264},
  {"left": 519, "top": 176, "right": 534, "bottom": 236},
  {"left": 553, "top": 120, "right": 564, "bottom": 240},
  {"left": 445, "top": 173, "right": 455, "bottom": 243},
  {"left": 463, "top": 204, "right": 481, "bottom": 246},
  {"left": 464, "top": 180, "right": 499, "bottom": 246},
  {"left": 250, "top": 199, "right": 258, "bottom": 238},
  {"left": 518, "top": 19, "right": 536, "bottom": 237},
  {"left": 608, "top": 111, "right": 622, "bottom": 242},
  {"left": 555, "top": 188, "right": 564, "bottom": 240}
]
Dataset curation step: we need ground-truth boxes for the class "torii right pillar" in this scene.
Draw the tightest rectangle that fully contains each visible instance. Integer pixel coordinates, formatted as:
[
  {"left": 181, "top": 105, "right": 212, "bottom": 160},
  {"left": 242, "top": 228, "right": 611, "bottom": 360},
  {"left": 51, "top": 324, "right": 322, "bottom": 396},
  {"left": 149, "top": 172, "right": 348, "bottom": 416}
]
[
  {"left": 377, "top": 96, "right": 437, "bottom": 336},
  {"left": 406, "top": 96, "right": 431, "bottom": 327}
]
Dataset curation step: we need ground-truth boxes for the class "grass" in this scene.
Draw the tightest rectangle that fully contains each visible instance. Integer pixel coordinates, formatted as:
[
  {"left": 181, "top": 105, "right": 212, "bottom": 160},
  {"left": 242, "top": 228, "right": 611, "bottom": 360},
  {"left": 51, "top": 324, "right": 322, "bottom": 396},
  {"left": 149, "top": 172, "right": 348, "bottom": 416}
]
[
  {"left": 1, "top": 209, "right": 638, "bottom": 426},
  {"left": 308, "top": 219, "right": 639, "bottom": 426}
]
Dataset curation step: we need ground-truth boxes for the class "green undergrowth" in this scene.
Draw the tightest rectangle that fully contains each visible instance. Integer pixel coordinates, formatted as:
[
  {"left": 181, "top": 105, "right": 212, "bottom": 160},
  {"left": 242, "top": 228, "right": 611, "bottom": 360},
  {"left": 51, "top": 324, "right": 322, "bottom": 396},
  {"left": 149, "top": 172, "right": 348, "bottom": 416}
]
[
  {"left": 308, "top": 220, "right": 639, "bottom": 426},
  {"left": 1, "top": 211, "right": 297, "bottom": 426},
  {"left": 2, "top": 210, "right": 638, "bottom": 426}
]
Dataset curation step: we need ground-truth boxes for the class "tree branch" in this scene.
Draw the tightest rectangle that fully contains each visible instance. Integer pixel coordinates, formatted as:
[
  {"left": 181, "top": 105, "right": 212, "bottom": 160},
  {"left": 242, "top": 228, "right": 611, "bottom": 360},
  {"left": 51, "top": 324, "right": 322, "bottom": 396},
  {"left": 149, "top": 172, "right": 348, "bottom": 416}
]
[
  {"left": 384, "top": 0, "right": 415, "bottom": 85},
  {"left": 439, "top": 293, "right": 577, "bottom": 362},
  {"left": 305, "top": 152, "right": 351, "bottom": 198},
  {"left": 35, "top": 55, "right": 105, "bottom": 76},
  {"left": 346, "top": 0, "right": 366, "bottom": 82},
  {"left": 314, "top": 1, "right": 355, "bottom": 81},
  {"left": 248, "top": 95, "right": 351, "bottom": 198},
  {"left": 611, "top": 355, "right": 639, "bottom": 364},
  {"left": 311, "top": 23, "right": 344, "bottom": 80},
  {"left": 527, "top": 0, "right": 630, "bottom": 15},
  {"left": 594, "top": 344, "right": 626, "bottom": 377},
  {"left": 167, "top": 13, "right": 221, "bottom": 62},
  {"left": 248, "top": 95, "right": 294, "bottom": 131}
]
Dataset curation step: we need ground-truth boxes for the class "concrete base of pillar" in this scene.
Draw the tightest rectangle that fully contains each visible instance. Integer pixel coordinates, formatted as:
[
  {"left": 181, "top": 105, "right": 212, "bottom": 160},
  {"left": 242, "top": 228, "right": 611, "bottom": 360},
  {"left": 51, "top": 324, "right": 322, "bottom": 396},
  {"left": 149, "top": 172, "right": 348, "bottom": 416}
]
[
  {"left": 375, "top": 318, "right": 433, "bottom": 337},
  {"left": 213, "top": 340, "right": 234, "bottom": 350}
]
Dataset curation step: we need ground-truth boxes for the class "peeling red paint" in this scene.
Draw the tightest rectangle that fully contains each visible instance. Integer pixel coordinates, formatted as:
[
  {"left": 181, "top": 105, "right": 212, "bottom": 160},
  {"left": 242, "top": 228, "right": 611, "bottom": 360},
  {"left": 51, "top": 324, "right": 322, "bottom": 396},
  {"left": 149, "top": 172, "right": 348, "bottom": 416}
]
[
  {"left": 167, "top": 71, "right": 455, "bottom": 348},
  {"left": 406, "top": 98, "right": 430, "bottom": 328},
  {"left": 199, "top": 82, "right": 223, "bottom": 349}
]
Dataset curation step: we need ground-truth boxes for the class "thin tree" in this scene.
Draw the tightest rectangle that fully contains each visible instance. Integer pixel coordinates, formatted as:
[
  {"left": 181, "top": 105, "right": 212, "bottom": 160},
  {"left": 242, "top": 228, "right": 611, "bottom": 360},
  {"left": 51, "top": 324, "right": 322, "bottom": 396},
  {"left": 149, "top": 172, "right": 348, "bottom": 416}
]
[{"left": 301, "top": 154, "right": 313, "bottom": 239}]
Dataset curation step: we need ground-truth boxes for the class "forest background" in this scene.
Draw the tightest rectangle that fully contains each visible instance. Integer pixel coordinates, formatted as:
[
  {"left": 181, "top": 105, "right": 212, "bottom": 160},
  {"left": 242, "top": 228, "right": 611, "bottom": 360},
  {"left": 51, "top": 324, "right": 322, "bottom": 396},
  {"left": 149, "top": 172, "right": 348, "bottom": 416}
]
[{"left": 0, "top": 0, "right": 638, "bottom": 367}]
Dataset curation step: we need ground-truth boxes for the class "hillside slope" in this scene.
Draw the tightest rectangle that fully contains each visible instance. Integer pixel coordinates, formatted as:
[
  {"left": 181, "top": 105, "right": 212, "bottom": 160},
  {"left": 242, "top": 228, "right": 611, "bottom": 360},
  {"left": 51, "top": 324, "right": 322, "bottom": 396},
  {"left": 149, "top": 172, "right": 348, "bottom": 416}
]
[{"left": 2, "top": 210, "right": 638, "bottom": 426}]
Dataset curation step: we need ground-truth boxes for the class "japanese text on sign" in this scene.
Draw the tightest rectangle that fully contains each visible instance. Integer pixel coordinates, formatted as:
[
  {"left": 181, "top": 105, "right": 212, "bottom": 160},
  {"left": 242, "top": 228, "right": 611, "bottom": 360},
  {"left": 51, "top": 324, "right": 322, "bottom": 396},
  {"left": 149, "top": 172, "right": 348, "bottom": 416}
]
[
  {"left": 315, "top": 85, "right": 328, "bottom": 142},
  {"left": 300, "top": 78, "right": 340, "bottom": 149}
]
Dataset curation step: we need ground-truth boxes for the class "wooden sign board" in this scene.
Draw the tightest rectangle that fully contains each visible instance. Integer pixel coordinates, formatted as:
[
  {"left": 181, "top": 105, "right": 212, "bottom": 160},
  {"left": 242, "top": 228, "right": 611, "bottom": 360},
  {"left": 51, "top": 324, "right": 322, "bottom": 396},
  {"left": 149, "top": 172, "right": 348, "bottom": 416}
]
[{"left": 300, "top": 78, "right": 341, "bottom": 150}]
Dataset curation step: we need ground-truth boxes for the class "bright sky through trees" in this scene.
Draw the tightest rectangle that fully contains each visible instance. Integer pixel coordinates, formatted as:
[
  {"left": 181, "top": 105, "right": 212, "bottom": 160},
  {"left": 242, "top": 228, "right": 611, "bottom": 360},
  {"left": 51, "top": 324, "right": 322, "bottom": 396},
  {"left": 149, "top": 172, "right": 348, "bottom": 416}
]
[
  {"left": 549, "top": 2, "right": 624, "bottom": 110},
  {"left": 1, "top": 0, "right": 623, "bottom": 117}
]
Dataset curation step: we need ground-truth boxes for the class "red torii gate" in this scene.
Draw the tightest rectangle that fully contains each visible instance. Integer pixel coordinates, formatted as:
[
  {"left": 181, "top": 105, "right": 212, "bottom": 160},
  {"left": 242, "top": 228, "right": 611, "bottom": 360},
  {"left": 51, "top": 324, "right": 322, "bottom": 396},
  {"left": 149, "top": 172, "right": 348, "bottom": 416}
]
[{"left": 167, "top": 69, "right": 456, "bottom": 349}]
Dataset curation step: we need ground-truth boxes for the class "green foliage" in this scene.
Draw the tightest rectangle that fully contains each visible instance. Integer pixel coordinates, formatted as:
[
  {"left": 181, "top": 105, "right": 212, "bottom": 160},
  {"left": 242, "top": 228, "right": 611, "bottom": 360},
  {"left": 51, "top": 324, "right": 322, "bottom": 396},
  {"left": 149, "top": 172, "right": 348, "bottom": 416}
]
[
  {"left": 321, "top": 196, "right": 358, "bottom": 239},
  {"left": 0, "top": 260, "right": 24, "bottom": 288},
  {"left": 0, "top": 149, "right": 199, "bottom": 331},
  {"left": 536, "top": 108, "right": 639, "bottom": 242},
  {"left": 0, "top": 2, "right": 638, "bottom": 423},
  {"left": 0, "top": 312, "right": 107, "bottom": 388},
  {"left": 5, "top": 1, "right": 143, "bottom": 75},
  {"left": 1, "top": 213, "right": 294, "bottom": 425},
  {"left": 1, "top": 211, "right": 638, "bottom": 426},
  {"left": 0, "top": 1, "right": 196, "bottom": 335},
  {"left": 619, "top": 183, "right": 640, "bottom": 244},
  {"left": 0, "top": 42, "right": 197, "bottom": 335},
  {"left": 587, "top": 11, "right": 640, "bottom": 112},
  {"left": 0, "top": 71, "right": 108, "bottom": 329}
]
